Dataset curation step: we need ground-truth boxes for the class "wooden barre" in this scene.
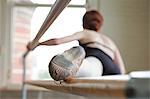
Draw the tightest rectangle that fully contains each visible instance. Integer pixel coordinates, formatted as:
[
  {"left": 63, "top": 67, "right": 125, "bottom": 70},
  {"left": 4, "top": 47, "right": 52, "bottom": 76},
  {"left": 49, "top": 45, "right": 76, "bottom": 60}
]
[
  {"left": 26, "top": 80, "right": 127, "bottom": 98},
  {"left": 26, "top": 75, "right": 130, "bottom": 99},
  {"left": 25, "top": 74, "right": 150, "bottom": 99}
]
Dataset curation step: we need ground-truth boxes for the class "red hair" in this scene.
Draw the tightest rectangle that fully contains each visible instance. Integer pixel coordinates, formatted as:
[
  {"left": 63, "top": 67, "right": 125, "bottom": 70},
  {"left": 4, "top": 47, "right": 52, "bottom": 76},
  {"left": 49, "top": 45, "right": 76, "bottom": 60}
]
[{"left": 83, "top": 10, "right": 104, "bottom": 31}]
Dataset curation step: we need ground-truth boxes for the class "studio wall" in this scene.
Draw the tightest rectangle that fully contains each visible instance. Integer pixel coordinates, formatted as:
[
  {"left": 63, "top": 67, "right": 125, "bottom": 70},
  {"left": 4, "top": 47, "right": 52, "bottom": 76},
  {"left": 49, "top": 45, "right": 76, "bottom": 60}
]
[{"left": 88, "top": 0, "right": 149, "bottom": 73}]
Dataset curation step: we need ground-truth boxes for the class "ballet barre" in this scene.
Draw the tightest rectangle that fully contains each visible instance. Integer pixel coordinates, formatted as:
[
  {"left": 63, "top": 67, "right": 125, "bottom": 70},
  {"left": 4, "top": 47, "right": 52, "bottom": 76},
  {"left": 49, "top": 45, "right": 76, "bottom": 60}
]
[{"left": 25, "top": 73, "right": 150, "bottom": 99}]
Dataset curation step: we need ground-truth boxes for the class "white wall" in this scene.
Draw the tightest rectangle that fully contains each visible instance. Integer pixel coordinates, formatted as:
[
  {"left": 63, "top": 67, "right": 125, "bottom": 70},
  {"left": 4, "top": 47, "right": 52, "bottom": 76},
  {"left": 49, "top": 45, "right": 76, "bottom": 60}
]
[
  {"left": 0, "top": 0, "right": 2, "bottom": 86},
  {"left": 88, "top": 0, "right": 149, "bottom": 73},
  {"left": 0, "top": 0, "right": 12, "bottom": 87},
  {"left": 100, "top": 0, "right": 149, "bottom": 72},
  {"left": 0, "top": 0, "right": 1, "bottom": 52},
  {"left": 86, "top": 0, "right": 100, "bottom": 10},
  {"left": 149, "top": 0, "right": 150, "bottom": 68}
]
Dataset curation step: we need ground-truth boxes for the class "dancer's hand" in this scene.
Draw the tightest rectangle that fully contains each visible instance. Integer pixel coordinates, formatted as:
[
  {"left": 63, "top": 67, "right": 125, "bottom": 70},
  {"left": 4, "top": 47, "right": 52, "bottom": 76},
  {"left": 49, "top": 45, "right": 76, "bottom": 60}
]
[{"left": 26, "top": 41, "right": 39, "bottom": 51}]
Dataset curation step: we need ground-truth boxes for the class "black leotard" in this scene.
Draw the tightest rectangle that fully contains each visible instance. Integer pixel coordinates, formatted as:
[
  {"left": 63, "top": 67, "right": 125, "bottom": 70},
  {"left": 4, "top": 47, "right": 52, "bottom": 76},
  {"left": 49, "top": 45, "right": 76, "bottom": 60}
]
[{"left": 79, "top": 41, "right": 121, "bottom": 75}]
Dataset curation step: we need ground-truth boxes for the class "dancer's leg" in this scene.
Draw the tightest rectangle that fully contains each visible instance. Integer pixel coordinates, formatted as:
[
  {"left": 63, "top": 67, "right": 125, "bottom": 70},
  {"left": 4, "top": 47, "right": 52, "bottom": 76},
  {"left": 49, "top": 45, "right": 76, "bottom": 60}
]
[{"left": 76, "top": 57, "right": 103, "bottom": 77}]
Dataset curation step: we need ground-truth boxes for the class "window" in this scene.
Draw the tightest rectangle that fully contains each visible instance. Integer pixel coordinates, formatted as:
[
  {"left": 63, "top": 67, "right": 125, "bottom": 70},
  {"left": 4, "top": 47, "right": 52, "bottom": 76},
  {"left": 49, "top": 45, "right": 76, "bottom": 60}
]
[{"left": 10, "top": 0, "right": 86, "bottom": 84}]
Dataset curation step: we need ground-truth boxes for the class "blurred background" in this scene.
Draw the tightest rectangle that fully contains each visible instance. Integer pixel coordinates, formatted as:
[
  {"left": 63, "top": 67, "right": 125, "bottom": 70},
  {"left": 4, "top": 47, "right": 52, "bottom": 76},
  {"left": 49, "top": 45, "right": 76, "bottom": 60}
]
[{"left": 0, "top": 0, "right": 149, "bottom": 99}]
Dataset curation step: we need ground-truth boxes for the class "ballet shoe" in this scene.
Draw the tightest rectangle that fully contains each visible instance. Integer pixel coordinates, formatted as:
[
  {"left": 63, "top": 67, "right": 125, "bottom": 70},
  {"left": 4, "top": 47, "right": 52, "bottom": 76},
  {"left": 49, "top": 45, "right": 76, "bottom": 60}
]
[{"left": 49, "top": 46, "right": 85, "bottom": 81}]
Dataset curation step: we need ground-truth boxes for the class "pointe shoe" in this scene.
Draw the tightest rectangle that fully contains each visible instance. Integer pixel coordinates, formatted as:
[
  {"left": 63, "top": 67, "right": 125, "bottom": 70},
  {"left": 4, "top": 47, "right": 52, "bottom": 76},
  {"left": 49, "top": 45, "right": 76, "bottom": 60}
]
[{"left": 49, "top": 46, "right": 85, "bottom": 81}]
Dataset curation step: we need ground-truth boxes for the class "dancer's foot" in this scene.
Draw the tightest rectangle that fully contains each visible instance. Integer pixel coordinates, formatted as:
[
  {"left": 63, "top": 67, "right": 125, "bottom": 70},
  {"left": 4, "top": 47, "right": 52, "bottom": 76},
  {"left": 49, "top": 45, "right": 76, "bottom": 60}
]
[{"left": 49, "top": 46, "right": 85, "bottom": 81}]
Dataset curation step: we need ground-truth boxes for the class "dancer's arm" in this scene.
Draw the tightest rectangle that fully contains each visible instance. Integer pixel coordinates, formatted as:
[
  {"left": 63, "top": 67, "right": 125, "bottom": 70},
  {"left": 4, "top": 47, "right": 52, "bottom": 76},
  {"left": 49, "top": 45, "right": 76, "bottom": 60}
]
[
  {"left": 39, "top": 32, "right": 83, "bottom": 46},
  {"left": 114, "top": 49, "right": 126, "bottom": 74}
]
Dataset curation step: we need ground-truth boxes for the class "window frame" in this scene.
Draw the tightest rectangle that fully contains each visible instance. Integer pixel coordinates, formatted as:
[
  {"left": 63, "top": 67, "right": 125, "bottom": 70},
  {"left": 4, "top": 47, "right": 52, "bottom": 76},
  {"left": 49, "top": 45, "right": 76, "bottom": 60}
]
[{"left": 1, "top": 0, "right": 88, "bottom": 89}]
